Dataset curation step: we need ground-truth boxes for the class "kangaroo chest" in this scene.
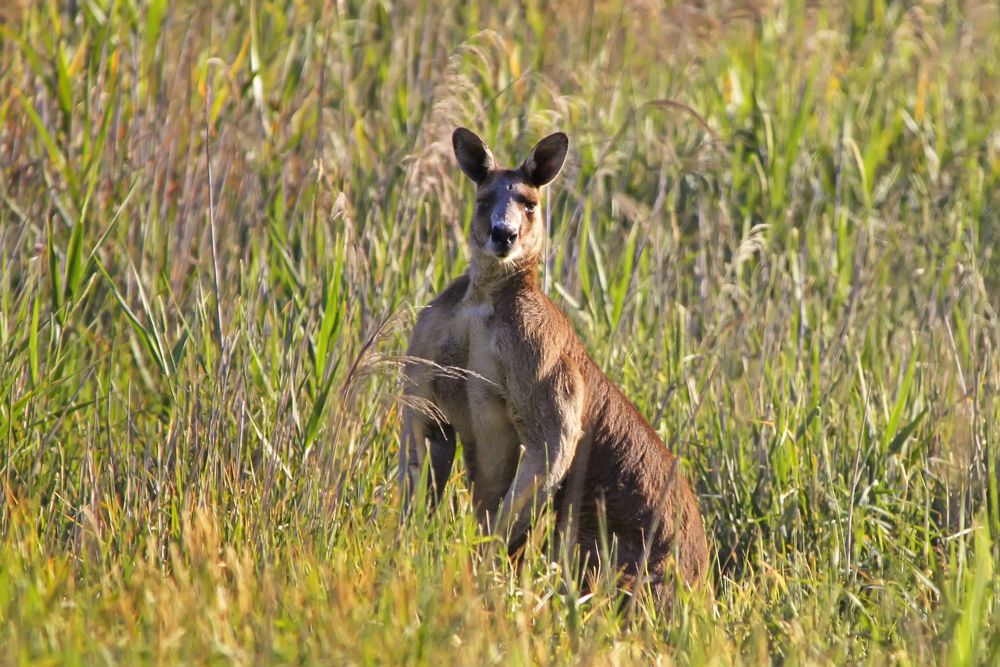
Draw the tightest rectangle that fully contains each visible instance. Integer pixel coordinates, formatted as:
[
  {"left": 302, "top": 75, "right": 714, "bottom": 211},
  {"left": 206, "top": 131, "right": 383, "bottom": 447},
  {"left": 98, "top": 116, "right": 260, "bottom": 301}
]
[
  {"left": 463, "top": 302, "right": 504, "bottom": 386},
  {"left": 457, "top": 300, "right": 522, "bottom": 510}
]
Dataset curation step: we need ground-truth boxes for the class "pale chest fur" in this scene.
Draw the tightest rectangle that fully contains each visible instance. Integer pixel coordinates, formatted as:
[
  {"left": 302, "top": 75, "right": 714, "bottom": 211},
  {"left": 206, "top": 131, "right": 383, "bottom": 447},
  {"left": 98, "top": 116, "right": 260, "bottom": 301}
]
[
  {"left": 463, "top": 301, "right": 504, "bottom": 386},
  {"left": 458, "top": 299, "right": 523, "bottom": 512}
]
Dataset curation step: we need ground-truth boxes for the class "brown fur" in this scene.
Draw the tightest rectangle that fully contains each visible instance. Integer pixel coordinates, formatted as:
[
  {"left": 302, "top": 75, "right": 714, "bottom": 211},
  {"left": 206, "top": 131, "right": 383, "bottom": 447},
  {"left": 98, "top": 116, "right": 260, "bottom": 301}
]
[{"left": 401, "top": 128, "right": 709, "bottom": 608}]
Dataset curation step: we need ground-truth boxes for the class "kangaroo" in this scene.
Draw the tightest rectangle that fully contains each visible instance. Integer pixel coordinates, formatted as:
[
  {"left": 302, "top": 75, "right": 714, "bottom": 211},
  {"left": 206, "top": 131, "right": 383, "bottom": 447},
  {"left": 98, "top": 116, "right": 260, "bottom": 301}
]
[{"left": 401, "top": 128, "right": 709, "bottom": 608}]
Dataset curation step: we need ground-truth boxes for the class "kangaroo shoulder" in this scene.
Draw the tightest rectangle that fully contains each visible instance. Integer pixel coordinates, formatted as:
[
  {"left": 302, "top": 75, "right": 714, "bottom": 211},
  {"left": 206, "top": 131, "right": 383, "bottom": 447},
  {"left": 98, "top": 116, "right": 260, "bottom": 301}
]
[
  {"left": 409, "top": 274, "right": 470, "bottom": 357},
  {"left": 431, "top": 274, "right": 471, "bottom": 308}
]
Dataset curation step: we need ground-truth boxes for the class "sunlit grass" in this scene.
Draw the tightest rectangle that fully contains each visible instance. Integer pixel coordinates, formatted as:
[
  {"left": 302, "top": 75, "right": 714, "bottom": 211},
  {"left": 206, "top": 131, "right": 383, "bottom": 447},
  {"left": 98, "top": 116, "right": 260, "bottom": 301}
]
[{"left": 1, "top": 0, "right": 998, "bottom": 663}]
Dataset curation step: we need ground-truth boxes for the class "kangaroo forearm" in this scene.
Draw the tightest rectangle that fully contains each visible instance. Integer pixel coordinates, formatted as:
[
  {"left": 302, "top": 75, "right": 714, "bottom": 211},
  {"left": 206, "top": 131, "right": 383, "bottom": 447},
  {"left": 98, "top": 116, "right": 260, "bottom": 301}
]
[{"left": 496, "top": 418, "right": 581, "bottom": 542}]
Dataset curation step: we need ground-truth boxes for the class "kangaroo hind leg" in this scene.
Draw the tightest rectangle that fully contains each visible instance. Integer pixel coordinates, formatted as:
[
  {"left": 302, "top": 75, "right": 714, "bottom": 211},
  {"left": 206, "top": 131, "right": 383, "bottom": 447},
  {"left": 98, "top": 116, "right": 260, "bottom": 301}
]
[{"left": 401, "top": 407, "right": 457, "bottom": 513}]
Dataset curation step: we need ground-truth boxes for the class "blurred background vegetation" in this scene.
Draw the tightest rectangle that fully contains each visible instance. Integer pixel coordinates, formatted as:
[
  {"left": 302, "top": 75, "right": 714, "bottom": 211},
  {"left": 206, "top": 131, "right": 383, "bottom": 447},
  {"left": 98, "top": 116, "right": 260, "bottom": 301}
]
[{"left": 0, "top": 0, "right": 998, "bottom": 663}]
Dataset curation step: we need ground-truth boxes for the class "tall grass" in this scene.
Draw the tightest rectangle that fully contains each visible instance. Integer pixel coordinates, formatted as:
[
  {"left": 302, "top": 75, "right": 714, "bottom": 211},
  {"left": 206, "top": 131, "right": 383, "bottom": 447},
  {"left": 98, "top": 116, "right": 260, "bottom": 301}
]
[{"left": 1, "top": 0, "right": 998, "bottom": 663}]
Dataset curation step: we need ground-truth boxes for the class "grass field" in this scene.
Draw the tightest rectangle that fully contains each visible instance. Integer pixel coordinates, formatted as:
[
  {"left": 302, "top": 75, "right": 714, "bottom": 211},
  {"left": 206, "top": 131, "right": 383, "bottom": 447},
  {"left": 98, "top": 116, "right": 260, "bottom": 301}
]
[{"left": 1, "top": 0, "right": 999, "bottom": 663}]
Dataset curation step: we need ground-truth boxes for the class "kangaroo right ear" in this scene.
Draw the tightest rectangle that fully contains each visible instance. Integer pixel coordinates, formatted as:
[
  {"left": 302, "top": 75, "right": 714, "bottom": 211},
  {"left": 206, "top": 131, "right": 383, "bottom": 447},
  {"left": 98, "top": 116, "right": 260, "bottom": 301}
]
[
  {"left": 521, "top": 132, "right": 569, "bottom": 187},
  {"left": 453, "top": 128, "right": 496, "bottom": 185}
]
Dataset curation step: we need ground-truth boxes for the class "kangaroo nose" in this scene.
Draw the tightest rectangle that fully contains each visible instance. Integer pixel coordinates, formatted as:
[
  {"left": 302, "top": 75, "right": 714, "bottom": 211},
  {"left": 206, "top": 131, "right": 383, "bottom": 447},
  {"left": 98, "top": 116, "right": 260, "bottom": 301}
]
[{"left": 490, "top": 226, "right": 518, "bottom": 245}]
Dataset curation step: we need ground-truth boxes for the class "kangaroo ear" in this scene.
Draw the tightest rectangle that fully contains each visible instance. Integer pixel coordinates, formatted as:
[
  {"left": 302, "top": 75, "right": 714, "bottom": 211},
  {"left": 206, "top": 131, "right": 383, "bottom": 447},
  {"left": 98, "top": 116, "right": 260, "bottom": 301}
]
[
  {"left": 453, "top": 128, "right": 496, "bottom": 184},
  {"left": 521, "top": 132, "right": 569, "bottom": 187}
]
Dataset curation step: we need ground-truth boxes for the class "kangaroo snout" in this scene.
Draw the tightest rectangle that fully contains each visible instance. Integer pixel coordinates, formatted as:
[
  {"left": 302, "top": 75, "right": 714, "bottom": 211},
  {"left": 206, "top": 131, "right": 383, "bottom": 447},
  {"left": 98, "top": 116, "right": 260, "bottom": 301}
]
[
  {"left": 490, "top": 225, "right": 518, "bottom": 248},
  {"left": 488, "top": 211, "right": 520, "bottom": 255}
]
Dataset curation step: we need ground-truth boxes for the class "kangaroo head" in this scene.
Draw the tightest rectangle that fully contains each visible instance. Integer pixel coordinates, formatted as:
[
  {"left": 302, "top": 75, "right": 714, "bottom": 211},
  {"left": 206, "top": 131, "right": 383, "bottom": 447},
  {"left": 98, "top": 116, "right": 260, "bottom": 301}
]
[{"left": 452, "top": 128, "right": 568, "bottom": 270}]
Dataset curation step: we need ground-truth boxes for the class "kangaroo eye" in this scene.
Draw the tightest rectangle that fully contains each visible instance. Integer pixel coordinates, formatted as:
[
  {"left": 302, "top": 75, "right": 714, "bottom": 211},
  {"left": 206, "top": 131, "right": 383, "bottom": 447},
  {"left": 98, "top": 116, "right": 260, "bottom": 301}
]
[{"left": 524, "top": 203, "right": 536, "bottom": 215}]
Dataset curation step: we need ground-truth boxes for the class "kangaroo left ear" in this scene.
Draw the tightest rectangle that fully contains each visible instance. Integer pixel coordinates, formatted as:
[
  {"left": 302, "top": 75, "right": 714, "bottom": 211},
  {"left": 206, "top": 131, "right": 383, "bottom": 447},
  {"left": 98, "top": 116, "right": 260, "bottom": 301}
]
[
  {"left": 521, "top": 132, "right": 569, "bottom": 187},
  {"left": 453, "top": 128, "right": 496, "bottom": 185}
]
